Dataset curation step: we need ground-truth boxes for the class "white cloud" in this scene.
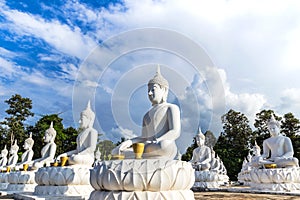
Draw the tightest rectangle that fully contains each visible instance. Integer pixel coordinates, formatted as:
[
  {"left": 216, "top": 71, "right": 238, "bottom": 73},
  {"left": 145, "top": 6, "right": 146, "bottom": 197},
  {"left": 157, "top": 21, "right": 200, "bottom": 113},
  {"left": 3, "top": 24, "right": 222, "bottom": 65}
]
[
  {"left": 1, "top": 7, "right": 97, "bottom": 59},
  {"left": 0, "top": 57, "right": 18, "bottom": 78},
  {"left": 110, "top": 126, "right": 137, "bottom": 141}
]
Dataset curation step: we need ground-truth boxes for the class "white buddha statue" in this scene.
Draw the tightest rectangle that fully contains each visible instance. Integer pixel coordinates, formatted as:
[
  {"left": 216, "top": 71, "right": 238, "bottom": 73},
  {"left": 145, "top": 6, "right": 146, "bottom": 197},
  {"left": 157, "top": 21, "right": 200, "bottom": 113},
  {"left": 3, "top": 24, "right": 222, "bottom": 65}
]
[
  {"left": 0, "top": 145, "right": 8, "bottom": 167},
  {"left": 57, "top": 101, "right": 98, "bottom": 166},
  {"left": 15, "top": 133, "right": 34, "bottom": 168},
  {"left": 112, "top": 66, "right": 181, "bottom": 159},
  {"left": 189, "top": 128, "right": 211, "bottom": 171},
  {"left": 32, "top": 122, "right": 57, "bottom": 169},
  {"left": 209, "top": 148, "right": 220, "bottom": 172},
  {"left": 256, "top": 115, "right": 299, "bottom": 168},
  {"left": 7, "top": 140, "right": 19, "bottom": 167}
]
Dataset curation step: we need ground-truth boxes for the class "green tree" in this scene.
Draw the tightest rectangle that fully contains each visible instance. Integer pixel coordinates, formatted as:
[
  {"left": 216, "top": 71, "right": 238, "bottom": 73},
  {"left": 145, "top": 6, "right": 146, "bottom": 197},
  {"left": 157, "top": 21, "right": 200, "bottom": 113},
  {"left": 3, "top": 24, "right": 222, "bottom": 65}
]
[
  {"left": 0, "top": 94, "right": 34, "bottom": 147},
  {"left": 97, "top": 140, "right": 116, "bottom": 160},
  {"left": 181, "top": 136, "right": 197, "bottom": 162},
  {"left": 214, "top": 109, "right": 253, "bottom": 181},
  {"left": 281, "top": 112, "right": 300, "bottom": 159}
]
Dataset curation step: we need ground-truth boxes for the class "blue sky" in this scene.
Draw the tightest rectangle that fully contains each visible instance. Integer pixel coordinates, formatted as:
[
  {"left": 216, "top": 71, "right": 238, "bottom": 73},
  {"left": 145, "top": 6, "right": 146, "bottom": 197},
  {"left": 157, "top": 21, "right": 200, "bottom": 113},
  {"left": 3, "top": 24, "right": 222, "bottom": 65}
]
[{"left": 1, "top": 0, "right": 300, "bottom": 153}]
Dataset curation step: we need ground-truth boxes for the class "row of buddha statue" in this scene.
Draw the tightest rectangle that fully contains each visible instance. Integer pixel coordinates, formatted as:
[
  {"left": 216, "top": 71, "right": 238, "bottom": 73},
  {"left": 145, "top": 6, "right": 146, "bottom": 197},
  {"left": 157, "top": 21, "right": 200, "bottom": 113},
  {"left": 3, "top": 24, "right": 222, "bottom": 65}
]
[{"left": 0, "top": 100, "right": 98, "bottom": 172}]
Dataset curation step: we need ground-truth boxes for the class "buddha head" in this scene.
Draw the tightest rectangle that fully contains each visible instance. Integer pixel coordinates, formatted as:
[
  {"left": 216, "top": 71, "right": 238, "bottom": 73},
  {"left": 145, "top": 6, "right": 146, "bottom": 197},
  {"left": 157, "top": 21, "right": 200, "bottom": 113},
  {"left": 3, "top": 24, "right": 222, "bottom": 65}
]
[
  {"left": 80, "top": 100, "right": 95, "bottom": 129},
  {"left": 148, "top": 65, "right": 169, "bottom": 105},
  {"left": 252, "top": 141, "right": 261, "bottom": 156},
  {"left": 24, "top": 132, "right": 34, "bottom": 150},
  {"left": 1, "top": 145, "right": 8, "bottom": 157},
  {"left": 267, "top": 114, "right": 281, "bottom": 137},
  {"left": 10, "top": 140, "right": 19, "bottom": 155},
  {"left": 195, "top": 127, "right": 205, "bottom": 147},
  {"left": 44, "top": 122, "right": 56, "bottom": 143}
]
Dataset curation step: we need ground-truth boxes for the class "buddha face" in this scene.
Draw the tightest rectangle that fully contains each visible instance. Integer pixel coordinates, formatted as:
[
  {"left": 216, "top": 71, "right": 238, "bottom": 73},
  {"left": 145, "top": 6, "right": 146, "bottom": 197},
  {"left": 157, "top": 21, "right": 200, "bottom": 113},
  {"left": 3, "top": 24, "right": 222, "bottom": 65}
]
[
  {"left": 148, "top": 83, "right": 166, "bottom": 105},
  {"left": 79, "top": 114, "right": 90, "bottom": 129},
  {"left": 44, "top": 130, "right": 53, "bottom": 143},
  {"left": 196, "top": 135, "right": 205, "bottom": 147},
  {"left": 268, "top": 123, "right": 280, "bottom": 137},
  {"left": 23, "top": 141, "right": 30, "bottom": 150}
]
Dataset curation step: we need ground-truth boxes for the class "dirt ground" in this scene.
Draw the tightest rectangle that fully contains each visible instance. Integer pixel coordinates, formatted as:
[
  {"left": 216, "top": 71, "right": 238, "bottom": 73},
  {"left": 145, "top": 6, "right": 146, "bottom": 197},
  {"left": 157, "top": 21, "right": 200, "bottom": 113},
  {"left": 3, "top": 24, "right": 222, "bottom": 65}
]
[{"left": 194, "top": 192, "right": 300, "bottom": 200}]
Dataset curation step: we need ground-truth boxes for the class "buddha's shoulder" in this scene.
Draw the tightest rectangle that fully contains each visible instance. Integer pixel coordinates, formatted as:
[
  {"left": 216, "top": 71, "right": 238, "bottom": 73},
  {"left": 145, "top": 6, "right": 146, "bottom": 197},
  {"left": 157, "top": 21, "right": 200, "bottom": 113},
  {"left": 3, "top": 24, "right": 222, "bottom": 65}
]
[{"left": 163, "top": 103, "right": 180, "bottom": 110}]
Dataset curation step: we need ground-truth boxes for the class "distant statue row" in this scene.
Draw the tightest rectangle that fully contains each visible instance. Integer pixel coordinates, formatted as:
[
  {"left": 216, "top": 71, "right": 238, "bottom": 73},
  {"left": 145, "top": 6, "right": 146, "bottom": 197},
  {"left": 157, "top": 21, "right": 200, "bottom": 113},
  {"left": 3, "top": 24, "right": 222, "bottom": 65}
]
[
  {"left": 0, "top": 101, "right": 98, "bottom": 171},
  {"left": 189, "top": 128, "right": 227, "bottom": 174}
]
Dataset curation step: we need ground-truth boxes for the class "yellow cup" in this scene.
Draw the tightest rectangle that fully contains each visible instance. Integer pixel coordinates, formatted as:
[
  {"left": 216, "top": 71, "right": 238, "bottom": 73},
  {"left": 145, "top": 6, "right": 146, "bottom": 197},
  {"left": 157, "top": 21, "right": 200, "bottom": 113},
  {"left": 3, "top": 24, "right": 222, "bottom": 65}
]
[
  {"left": 60, "top": 157, "right": 68, "bottom": 166},
  {"left": 23, "top": 164, "right": 29, "bottom": 171},
  {"left": 132, "top": 143, "right": 145, "bottom": 159},
  {"left": 51, "top": 162, "right": 59, "bottom": 167},
  {"left": 6, "top": 166, "right": 11, "bottom": 173}
]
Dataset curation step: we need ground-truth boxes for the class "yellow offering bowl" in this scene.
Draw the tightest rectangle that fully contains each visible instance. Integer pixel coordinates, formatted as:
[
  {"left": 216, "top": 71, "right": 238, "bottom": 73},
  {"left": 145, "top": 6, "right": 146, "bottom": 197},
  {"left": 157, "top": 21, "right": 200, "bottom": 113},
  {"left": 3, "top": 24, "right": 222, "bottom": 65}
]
[
  {"left": 23, "top": 164, "right": 29, "bottom": 171},
  {"left": 60, "top": 157, "right": 68, "bottom": 167},
  {"left": 6, "top": 166, "right": 11, "bottom": 173},
  {"left": 51, "top": 162, "right": 59, "bottom": 167},
  {"left": 132, "top": 143, "right": 145, "bottom": 159},
  {"left": 264, "top": 163, "right": 277, "bottom": 169},
  {"left": 112, "top": 154, "right": 125, "bottom": 160}
]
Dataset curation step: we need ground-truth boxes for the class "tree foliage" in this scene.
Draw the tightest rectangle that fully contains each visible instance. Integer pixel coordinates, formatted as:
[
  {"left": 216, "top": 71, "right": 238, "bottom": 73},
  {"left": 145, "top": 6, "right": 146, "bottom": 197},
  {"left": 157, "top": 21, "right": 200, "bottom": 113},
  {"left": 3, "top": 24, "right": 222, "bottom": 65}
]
[
  {"left": 0, "top": 94, "right": 34, "bottom": 147},
  {"left": 214, "top": 109, "right": 253, "bottom": 181}
]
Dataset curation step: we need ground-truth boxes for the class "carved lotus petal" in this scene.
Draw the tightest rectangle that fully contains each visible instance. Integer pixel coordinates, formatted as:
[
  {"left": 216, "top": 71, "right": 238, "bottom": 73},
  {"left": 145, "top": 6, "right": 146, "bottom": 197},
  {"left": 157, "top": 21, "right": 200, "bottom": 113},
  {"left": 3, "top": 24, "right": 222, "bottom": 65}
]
[
  {"left": 19, "top": 174, "right": 30, "bottom": 184},
  {"left": 148, "top": 168, "right": 172, "bottom": 191},
  {"left": 122, "top": 169, "right": 146, "bottom": 191},
  {"left": 172, "top": 168, "right": 189, "bottom": 190},
  {"left": 53, "top": 172, "right": 65, "bottom": 185},
  {"left": 62, "top": 168, "right": 74, "bottom": 184},
  {"left": 103, "top": 169, "right": 122, "bottom": 190},
  {"left": 40, "top": 172, "right": 50, "bottom": 185},
  {"left": 260, "top": 171, "right": 271, "bottom": 183},
  {"left": 90, "top": 168, "right": 101, "bottom": 190},
  {"left": 250, "top": 170, "right": 260, "bottom": 183}
]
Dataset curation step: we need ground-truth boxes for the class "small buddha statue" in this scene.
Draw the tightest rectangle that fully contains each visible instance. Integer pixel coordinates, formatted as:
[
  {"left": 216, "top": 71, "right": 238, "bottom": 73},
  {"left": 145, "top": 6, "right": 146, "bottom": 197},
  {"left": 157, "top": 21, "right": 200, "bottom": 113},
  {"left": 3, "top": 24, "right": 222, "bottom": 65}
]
[
  {"left": 15, "top": 133, "right": 34, "bottom": 168},
  {"left": 32, "top": 122, "right": 57, "bottom": 169},
  {"left": 256, "top": 115, "right": 299, "bottom": 168},
  {"left": 57, "top": 101, "right": 98, "bottom": 166},
  {"left": 112, "top": 65, "right": 181, "bottom": 159},
  {"left": 0, "top": 145, "right": 8, "bottom": 167},
  {"left": 209, "top": 148, "right": 220, "bottom": 172},
  {"left": 189, "top": 128, "right": 211, "bottom": 171},
  {"left": 7, "top": 140, "right": 19, "bottom": 167}
]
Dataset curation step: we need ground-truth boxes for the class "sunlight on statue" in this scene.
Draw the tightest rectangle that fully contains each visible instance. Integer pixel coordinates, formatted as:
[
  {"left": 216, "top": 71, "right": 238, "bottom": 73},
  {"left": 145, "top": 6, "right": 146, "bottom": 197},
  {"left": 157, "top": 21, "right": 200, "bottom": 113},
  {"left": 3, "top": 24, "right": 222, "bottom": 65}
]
[{"left": 112, "top": 65, "right": 181, "bottom": 159}]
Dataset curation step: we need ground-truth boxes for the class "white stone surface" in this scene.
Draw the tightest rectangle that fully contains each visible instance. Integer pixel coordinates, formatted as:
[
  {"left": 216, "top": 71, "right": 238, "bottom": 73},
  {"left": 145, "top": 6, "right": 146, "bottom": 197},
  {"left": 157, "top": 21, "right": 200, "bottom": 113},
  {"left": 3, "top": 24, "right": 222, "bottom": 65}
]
[
  {"left": 89, "top": 190, "right": 195, "bottom": 200},
  {"left": 90, "top": 159, "right": 194, "bottom": 192},
  {"left": 33, "top": 166, "right": 93, "bottom": 198}
]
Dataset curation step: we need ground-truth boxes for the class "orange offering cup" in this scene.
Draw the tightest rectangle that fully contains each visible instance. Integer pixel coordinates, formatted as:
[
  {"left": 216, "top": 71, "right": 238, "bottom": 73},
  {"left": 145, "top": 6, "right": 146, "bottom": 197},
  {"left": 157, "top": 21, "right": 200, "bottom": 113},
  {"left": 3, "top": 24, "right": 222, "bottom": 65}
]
[
  {"left": 60, "top": 156, "right": 68, "bottom": 166},
  {"left": 132, "top": 143, "right": 145, "bottom": 159}
]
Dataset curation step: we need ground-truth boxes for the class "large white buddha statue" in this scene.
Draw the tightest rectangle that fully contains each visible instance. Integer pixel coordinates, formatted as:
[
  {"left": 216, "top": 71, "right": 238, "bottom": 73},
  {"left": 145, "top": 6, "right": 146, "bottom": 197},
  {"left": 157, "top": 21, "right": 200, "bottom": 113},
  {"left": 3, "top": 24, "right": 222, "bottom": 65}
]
[
  {"left": 32, "top": 122, "right": 57, "bottom": 169},
  {"left": 0, "top": 145, "right": 8, "bottom": 167},
  {"left": 57, "top": 101, "right": 98, "bottom": 166},
  {"left": 256, "top": 115, "right": 299, "bottom": 168},
  {"left": 7, "top": 140, "right": 19, "bottom": 167},
  {"left": 189, "top": 128, "right": 212, "bottom": 171},
  {"left": 112, "top": 66, "right": 181, "bottom": 159}
]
